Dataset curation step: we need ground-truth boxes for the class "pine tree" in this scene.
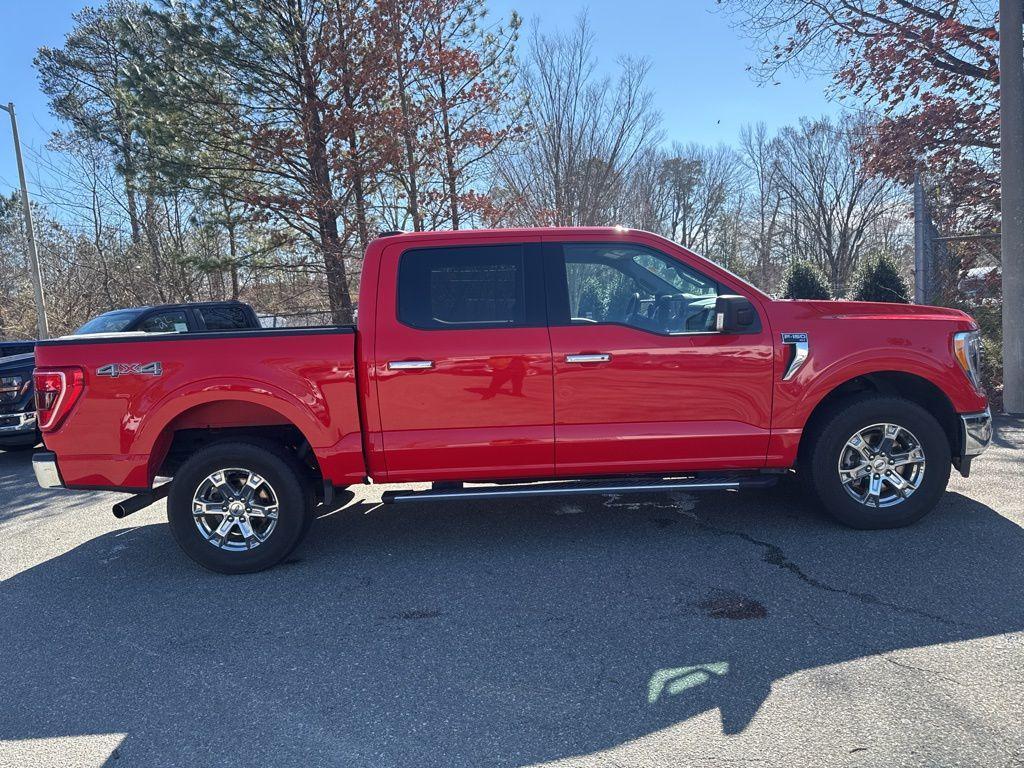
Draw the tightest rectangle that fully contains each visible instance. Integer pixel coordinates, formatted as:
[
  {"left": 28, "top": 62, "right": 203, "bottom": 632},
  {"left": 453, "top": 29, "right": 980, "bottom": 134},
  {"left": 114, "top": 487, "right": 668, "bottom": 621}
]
[
  {"left": 137, "top": 0, "right": 375, "bottom": 324},
  {"left": 852, "top": 254, "right": 910, "bottom": 303},
  {"left": 783, "top": 261, "right": 831, "bottom": 300}
]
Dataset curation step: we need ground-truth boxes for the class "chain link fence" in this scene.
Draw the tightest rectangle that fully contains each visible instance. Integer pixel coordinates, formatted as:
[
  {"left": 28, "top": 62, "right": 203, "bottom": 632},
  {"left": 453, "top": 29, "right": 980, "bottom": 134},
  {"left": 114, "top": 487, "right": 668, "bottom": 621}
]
[
  {"left": 914, "top": 172, "right": 1002, "bottom": 405},
  {"left": 256, "top": 310, "right": 341, "bottom": 329}
]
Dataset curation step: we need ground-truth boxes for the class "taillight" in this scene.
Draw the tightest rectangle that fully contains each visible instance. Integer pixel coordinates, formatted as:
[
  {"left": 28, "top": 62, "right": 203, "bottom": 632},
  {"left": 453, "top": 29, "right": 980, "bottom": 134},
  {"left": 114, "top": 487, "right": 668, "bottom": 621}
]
[{"left": 33, "top": 367, "right": 85, "bottom": 431}]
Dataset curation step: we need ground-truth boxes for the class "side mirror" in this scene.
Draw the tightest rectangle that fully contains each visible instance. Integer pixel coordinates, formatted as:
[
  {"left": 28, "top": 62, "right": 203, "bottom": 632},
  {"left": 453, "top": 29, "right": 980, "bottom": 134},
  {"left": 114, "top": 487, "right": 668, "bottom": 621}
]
[{"left": 715, "top": 295, "right": 760, "bottom": 334}]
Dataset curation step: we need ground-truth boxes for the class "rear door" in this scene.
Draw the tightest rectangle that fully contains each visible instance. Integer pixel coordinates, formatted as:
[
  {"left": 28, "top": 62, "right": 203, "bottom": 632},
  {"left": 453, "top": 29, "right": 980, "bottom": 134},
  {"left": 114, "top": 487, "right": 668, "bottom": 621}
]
[
  {"left": 372, "top": 238, "right": 554, "bottom": 482},
  {"left": 544, "top": 236, "right": 774, "bottom": 476}
]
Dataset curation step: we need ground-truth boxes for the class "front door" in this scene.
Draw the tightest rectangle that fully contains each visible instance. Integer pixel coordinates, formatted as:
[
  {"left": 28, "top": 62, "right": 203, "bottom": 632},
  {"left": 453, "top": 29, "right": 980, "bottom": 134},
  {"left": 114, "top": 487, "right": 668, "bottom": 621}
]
[
  {"left": 544, "top": 238, "right": 774, "bottom": 477},
  {"left": 373, "top": 239, "right": 554, "bottom": 482}
]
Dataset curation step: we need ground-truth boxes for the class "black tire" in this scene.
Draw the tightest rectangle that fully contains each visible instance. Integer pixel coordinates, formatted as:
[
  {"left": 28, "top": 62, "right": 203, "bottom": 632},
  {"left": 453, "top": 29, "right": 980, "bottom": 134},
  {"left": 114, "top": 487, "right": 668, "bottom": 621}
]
[
  {"left": 805, "top": 395, "right": 951, "bottom": 529},
  {"left": 167, "top": 440, "right": 313, "bottom": 574}
]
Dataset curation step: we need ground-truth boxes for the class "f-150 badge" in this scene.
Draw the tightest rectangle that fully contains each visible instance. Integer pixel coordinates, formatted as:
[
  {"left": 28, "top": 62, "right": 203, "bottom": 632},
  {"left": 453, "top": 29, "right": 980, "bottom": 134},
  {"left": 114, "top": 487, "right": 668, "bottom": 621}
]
[
  {"left": 780, "top": 333, "right": 809, "bottom": 381},
  {"left": 96, "top": 362, "right": 163, "bottom": 378}
]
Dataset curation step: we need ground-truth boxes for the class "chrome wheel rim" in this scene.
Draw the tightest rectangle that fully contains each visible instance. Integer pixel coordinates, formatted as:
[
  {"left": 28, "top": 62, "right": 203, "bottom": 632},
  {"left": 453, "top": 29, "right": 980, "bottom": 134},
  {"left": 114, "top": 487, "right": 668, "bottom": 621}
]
[
  {"left": 191, "top": 468, "right": 280, "bottom": 551},
  {"left": 838, "top": 423, "right": 926, "bottom": 508}
]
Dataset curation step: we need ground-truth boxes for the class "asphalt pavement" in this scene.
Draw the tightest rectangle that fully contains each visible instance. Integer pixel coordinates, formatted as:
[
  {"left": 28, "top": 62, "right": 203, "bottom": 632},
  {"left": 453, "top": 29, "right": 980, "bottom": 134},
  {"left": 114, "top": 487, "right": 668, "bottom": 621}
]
[{"left": 1, "top": 419, "right": 1023, "bottom": 768}]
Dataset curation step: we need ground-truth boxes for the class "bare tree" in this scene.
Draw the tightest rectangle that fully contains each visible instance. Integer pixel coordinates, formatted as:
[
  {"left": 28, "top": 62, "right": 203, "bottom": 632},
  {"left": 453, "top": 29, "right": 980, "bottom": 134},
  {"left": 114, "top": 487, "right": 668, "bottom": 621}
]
[
  {"left": 416, "top": 0, "right": 523, "bottom": 230},
  {"left": 739, "top": 122, "right": 784, "bottom": 289},
  {"left": 717, "top": 0, "right": 998, "bottom": 214},
  {"left": 620, "top": 142, "right": 746, "bottom": 271},
  {"left": 663, "top": 143, "right": 744, "bottom": 255},
  {"left": 495, "top": 15, "right": 662, "bottom": 227},
  {"left": 773, "top": 115, "right": 903, "bottom": 295}
]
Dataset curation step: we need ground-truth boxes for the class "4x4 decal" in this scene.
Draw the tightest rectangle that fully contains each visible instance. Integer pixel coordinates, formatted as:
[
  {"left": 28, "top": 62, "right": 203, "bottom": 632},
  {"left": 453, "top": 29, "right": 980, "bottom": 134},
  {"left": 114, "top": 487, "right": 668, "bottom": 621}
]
[{"left": 96, "top": 362, "right": 163, "bottom": 378}]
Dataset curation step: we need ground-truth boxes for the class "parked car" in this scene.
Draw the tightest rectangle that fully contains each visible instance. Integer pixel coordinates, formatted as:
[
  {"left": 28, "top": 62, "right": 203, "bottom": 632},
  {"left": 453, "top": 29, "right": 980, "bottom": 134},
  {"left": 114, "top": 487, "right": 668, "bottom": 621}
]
[
  {"left": 0, "top": 340, "right": 35, "bottom": 358},
  {"left": 958, "top": 265, "right": 1001, "bottom": 301},
  {"left": 0, "top": 302, "right": 260, "bottom": 453},
  {"left": 31, "top": 227, "right": 992, "bottom": 573},
  {"left": 75, "top": 300, "right": 261, "bottom": 335},
  {"left": 0, "top": 349, "right": 39, "bottom": 451}
]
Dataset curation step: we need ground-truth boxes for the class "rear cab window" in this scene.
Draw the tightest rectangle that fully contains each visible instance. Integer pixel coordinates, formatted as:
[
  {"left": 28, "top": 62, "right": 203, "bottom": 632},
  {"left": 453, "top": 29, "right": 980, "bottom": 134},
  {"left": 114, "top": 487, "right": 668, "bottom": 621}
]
[
  {"left": 397, "top": 244, "right": 544, "bottom": 329},
  {"left": 138, "top": 310, "right": 189, "bottom": 333}
]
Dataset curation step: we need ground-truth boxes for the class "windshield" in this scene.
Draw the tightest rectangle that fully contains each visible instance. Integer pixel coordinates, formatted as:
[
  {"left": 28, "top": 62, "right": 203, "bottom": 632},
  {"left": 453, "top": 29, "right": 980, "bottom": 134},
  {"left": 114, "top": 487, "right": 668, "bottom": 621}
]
[{"left": 75, "top": 309, "right": 144, "bottom": 335}]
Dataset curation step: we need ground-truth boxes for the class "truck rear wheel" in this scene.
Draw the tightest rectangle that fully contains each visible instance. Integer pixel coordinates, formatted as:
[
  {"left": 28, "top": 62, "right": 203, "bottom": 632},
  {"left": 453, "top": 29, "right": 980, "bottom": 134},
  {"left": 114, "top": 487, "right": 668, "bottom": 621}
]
[
  {"left": 805, "top": 395, "right": 951, "bottom": 529},
  {"left": 167, "top": 441, "right": 313, "bottom": 574}
]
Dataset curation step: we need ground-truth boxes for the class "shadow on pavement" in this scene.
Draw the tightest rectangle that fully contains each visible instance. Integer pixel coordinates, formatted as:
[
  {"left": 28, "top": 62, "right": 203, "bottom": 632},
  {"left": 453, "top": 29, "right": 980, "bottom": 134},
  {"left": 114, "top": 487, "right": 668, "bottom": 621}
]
[
  {"left": 0, "top": 449, "right": 109, "bottom": 525},
  {"left": 1, "top": 476, "right": 1022, "bottom": 766}
]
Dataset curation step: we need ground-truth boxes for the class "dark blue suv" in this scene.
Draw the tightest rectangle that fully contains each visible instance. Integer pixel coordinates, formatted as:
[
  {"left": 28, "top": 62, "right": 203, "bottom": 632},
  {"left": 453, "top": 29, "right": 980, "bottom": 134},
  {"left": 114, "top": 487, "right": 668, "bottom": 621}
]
[
  {"left": 0, "top": 301, "right": 261, "bottom": 452},
  {"left": 0, "top": 341, "right": 38, "bottom": 451}
]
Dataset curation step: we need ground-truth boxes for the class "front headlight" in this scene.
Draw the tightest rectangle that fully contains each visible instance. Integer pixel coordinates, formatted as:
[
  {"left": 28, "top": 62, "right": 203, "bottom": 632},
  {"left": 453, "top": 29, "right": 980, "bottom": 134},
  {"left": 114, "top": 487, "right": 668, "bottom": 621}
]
[
  {"left": 953, "top": 331, "right": 983, "bottom": 393},
  {"left": 0, "top": 375, "right": 27, "bottom": 404}
]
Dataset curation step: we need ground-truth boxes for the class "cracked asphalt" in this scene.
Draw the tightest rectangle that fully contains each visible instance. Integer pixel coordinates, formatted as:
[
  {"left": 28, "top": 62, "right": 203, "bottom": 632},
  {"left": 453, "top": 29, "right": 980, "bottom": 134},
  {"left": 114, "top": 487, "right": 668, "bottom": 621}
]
[{"left": 1, "top": 419, "right": 1023, "bottom": 768}]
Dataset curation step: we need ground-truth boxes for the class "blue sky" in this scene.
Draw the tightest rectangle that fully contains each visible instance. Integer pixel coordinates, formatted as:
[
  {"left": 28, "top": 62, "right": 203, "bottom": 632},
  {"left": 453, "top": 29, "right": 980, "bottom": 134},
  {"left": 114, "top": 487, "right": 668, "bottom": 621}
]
[{"left": 0, "top": 0, "right": 840, "bottom": 197}]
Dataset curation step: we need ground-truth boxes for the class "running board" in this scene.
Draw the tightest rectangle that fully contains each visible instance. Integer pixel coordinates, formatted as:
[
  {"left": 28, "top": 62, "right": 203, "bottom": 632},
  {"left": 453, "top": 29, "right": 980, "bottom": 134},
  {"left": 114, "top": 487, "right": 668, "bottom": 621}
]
[{"left": 381, "top": 475, "right": 777, "bottom": 504}]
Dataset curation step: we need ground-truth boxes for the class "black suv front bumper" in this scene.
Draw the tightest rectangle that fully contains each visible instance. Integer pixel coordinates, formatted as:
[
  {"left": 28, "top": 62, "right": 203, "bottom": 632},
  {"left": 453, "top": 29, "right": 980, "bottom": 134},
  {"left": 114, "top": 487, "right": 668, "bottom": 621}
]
[{"left": 0, "top": 410, "right": 39, "bottom": 448}]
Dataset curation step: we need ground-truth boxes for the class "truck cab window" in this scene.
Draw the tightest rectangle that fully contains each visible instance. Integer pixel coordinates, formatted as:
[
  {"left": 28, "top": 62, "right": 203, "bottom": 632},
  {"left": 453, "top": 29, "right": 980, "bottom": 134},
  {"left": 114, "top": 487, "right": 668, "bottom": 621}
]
[
  {"left": 138, "top": 310, "right": 189, "bottom": 333},
  {"left": 398, "top": 245, "right": 528, "bottom": 329},
  {"left": 562, "top": 243, "right": 719, "bottom": 334},
  {"left": 199, "top": 304, "right": 250, "bottom": 330},
  {"left": 74, "top": 309, "right": 143, "bottom": 335}
]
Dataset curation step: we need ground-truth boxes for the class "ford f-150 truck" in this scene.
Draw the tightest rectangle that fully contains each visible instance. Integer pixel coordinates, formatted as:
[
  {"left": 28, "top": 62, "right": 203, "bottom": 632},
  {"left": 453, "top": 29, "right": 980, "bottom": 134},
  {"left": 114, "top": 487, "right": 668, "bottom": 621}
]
[{"left": 31, "top": 228, "right": 993, "bottom": 573}]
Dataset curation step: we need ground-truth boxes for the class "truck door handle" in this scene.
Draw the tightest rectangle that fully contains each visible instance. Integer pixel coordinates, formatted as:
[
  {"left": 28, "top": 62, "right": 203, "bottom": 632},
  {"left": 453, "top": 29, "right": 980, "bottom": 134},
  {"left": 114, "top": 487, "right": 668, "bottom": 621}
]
[
  {"left": 565, "top": 353, "right": 611, "bottom": 364},
  {"left": 388, "top": 360, "right": 434, "bottom": 370}
]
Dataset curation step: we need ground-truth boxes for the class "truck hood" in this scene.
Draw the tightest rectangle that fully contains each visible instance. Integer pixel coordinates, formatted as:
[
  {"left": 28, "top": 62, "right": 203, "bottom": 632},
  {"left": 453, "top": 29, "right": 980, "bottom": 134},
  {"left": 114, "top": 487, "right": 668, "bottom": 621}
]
[
  {"left": 768, "top": 299, "right": 975, "bottom": 326},
  {"left": 0, "top": 352, "right": 35, "bottom": 374}
]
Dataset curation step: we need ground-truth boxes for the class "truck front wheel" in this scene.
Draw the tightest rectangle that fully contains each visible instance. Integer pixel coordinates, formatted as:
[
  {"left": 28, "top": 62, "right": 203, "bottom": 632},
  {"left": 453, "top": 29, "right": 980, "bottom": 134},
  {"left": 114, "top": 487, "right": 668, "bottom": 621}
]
[
  {"left": 806, "top": 395, "right": 951, "bottom": 529},
  {"left": 167, "top": 441, "right": 313, "bottom": 574}
]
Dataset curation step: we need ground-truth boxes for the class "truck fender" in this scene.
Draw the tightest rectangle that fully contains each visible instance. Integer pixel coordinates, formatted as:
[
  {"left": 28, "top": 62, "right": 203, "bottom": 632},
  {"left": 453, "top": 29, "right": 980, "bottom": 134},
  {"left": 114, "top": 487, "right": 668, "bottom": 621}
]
[{"left": 134, "top": 377, "right": 333, "bottom": 459}]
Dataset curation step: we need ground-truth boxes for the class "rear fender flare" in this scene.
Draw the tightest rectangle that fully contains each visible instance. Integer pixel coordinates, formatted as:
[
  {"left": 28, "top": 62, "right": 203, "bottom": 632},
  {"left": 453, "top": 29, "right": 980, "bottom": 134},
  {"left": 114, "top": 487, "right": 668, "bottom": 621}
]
[{"left": 133, "top": 377, "right": 333, "bottom": 461}]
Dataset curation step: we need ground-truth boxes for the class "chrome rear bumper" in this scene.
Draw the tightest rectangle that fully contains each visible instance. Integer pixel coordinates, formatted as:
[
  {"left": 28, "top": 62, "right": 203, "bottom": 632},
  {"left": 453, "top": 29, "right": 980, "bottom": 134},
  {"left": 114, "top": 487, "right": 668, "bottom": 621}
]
[{"left": 33, "top": 451, "right": 63, "bottom": 489}]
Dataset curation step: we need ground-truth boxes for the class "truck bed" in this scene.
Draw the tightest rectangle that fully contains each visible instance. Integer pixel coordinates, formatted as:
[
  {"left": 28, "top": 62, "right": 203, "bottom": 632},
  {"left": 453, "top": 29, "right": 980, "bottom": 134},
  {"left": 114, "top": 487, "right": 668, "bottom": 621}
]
[{"left": 34, "top": 327, "right": 364, "bottom": 490}]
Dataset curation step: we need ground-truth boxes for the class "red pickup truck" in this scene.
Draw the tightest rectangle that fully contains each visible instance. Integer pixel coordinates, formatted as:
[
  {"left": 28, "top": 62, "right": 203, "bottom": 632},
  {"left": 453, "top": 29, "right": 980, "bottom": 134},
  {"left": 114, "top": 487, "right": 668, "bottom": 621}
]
[{"left": 32, "top": 228, "right": 992, "bottom": 573}]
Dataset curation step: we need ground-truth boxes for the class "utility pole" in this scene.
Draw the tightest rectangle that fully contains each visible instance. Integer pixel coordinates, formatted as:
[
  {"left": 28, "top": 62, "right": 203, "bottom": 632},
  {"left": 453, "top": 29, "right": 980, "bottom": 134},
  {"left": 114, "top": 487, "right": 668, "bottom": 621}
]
[
  {"left": 1002, "top": 0, "right": 1024, "bottom": 414},
  {"left": 913, "top": 172, "right": 928, "bottom": 304},
  {"left": 1, "top": 102, "right": 49, "bottom": 340}
]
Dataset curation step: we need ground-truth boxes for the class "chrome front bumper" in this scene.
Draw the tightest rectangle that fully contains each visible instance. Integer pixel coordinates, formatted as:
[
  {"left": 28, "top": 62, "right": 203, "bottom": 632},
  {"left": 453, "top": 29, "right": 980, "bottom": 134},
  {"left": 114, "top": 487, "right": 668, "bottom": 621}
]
[
  {"left": 33, "top": 451, "right": 64, "bottom": 489},
  {"left": 0, "top": 410, "right": 36, "bottom": 434},
  {"left": 955, "top": 408, "right": 992, "bottom": 477},
  {"left": 961, "top": 408, "right": 993, "bottom": 456}
]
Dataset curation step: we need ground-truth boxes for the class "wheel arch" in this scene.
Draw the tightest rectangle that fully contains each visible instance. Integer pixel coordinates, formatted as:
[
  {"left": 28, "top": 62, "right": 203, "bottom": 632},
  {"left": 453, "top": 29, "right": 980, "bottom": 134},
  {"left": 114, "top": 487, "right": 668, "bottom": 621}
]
[
  {"left": 145, "top": 394, "right": 325, "bottom": 484},
  {"left": 796, "top": 370, "right": 960, "bottom": 466}
]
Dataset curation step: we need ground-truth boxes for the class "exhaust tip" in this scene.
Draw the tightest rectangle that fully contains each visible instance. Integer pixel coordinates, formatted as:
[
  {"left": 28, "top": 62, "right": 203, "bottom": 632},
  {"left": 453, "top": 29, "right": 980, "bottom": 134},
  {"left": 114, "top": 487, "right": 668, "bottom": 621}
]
[{"left": 111, "top": 482, "right": 171, "bottom": 519}]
